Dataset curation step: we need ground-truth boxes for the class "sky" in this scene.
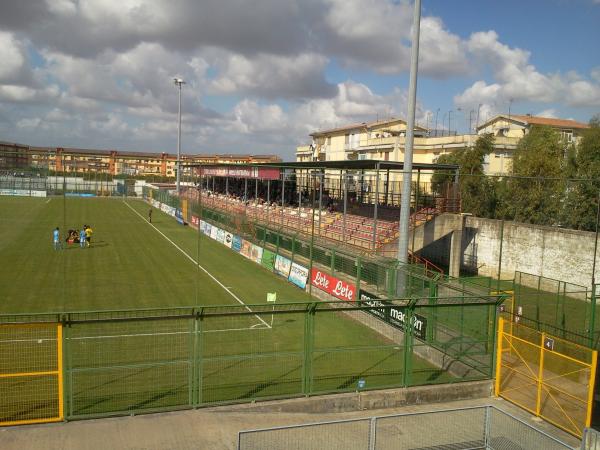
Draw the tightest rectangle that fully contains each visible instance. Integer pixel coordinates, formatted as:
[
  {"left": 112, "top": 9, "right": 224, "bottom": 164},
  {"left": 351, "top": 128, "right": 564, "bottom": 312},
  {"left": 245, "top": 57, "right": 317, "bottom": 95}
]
[{"left": 0, "top": 0, "right": 599, "bottom": 161}]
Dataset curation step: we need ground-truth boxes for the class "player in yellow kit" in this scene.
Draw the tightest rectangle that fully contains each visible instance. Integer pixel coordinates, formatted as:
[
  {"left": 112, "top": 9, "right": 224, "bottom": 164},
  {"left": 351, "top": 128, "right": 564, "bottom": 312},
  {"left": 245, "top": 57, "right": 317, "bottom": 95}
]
[{"left": 84, "top": 225, "right": 93, "bottom": 247}]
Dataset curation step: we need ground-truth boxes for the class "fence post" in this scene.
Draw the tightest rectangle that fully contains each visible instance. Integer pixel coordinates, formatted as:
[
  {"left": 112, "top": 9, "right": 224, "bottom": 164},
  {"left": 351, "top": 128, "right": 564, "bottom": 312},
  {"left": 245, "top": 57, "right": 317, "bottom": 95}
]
[
  {"left": 58, "top": 316, "right": 65, "bottom": 421},
  {"left": 484, "top": 406, "right": 491, "bottom": 448},
  {"left": 586, "top": 350, "right": 598, "bottom": 428},
  {"left": 63, "top": 314, "right": 73, "bottom": 419},
  {"left": 403, "top": 301, "right": 415, "bottom": 387},
  {"left": 356, "top": 257, "right": 362, "bottom": 298},
  {"left": 303, "top": 304, "right": 316, "bottom": 395},
  {"left": 494, "top": 317, "right": 504, "bottom": 397},
  {"left": 188, "top": 312, "right": 195, "bottom": 407},
  {"left": 197, "top": 308, "right": 204, "bottom": 405},
  {"left": 331, "top": 249, "right": 336, "bottom": 275},
  {"left": 536, "top": 332, "right": 546, "bottom": 417},
  {"left": 368, "top": 417, "right": 377, "bottom": 450},
  {"left": 490, "top": 305, "right": 499, "bottom": 378},
  {"left": 590, "top": 284, "right": 597, "bottom": 349}
]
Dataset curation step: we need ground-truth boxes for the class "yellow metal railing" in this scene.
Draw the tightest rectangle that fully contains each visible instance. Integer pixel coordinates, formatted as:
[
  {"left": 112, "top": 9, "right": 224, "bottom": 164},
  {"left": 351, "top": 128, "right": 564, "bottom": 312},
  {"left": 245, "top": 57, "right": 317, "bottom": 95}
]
[
  {"left": 495, "top": 317, "right": 597, "bottom": 437},
  {"left": 0, "top": 323, "right": 63, "bottom": 426}
]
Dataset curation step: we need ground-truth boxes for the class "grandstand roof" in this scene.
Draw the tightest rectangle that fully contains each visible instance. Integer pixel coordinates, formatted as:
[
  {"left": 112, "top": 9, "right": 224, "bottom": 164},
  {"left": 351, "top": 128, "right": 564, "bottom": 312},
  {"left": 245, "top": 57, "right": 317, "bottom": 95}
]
[{"left": 185, "top": 159, "right": 459, "bottom": 171}]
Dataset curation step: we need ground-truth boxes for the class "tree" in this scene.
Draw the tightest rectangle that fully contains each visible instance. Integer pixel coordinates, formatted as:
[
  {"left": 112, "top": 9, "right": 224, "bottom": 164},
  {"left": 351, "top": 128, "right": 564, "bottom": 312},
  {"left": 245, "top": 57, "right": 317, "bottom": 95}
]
[
  {"left": 567, "top": 120, "right": 600, "bottom": 230},
  {"left": 499, "top": 126, "right": 568, "bottom": 225},
  {"left": 432, "top": 133, "right": 498, "bottom": 217}
]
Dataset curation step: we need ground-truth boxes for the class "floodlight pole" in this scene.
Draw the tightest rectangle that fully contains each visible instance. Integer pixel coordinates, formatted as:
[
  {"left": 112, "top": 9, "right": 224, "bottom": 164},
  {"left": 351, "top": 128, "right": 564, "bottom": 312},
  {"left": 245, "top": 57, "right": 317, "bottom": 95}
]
[
  {"left": 396, "top": 0, "right": 422, "bottom": 296},
  {"left": 174, "top": 78, "right": 185, "bottom": 195}
]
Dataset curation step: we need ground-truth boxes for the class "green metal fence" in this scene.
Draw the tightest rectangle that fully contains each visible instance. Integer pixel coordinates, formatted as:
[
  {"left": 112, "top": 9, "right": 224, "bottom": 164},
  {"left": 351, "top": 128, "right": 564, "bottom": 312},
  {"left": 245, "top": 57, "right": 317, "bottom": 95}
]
[
  {"left": 0, "top": 298, "right": 499, "bottom": 422},
  {"left": 145, "top": 186, "right": 444, "bottom": 300}
]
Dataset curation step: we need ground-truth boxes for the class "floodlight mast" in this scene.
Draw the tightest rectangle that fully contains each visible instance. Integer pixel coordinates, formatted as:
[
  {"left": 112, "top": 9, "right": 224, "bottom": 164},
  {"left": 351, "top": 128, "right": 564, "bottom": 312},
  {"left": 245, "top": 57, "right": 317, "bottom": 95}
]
[
  {"left": 396, "top": 0, "right": 422, "bottom": 296},
  {"left": 173, "top": 77, "right": 185, "bottom": 194}
]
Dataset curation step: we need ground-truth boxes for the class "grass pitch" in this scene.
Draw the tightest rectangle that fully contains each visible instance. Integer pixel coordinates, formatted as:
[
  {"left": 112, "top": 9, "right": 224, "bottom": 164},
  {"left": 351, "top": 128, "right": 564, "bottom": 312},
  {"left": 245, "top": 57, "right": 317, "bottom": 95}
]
[{"left": 0, "top": 196, "right": 463, "bottom": 420}]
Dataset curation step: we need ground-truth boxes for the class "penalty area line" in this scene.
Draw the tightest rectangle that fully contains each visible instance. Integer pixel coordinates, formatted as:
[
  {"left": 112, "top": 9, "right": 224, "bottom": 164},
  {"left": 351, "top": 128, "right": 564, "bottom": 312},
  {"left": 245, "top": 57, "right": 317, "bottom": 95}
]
[
  {"left": 123, "top": 200, "right": 271, "bottom": 329},
  {"left": 0, "top": 327, "right": 268, "bottom": 343}
]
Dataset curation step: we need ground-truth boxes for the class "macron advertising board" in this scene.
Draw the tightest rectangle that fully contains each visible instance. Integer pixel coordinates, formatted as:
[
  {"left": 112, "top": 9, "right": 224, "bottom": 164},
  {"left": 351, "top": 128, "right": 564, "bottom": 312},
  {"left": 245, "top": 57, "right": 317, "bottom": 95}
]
[{"left": 359, "top": 290, "right": 427, "bottom": 340}]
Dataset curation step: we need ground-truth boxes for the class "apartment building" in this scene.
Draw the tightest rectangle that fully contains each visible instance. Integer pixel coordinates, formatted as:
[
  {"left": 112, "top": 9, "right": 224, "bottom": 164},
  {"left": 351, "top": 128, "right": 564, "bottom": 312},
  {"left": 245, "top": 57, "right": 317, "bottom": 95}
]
[
  {"left": 0, "top": 143, "right": 281, "bottom": 176},
  {"left": 297, "top": 115, "right": 590, "bottom": 176},
  {"left": 476, "top": 114, "right": 590, "bottom": 174}
]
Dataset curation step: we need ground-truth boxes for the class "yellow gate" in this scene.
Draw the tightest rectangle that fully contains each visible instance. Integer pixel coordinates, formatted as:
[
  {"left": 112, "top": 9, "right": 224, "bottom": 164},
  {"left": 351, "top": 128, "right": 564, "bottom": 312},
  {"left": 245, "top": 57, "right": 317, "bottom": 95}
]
[
  {"left": 495, "top": 317, "right": 597, "bottom": 437},
  {"left": 0, "top": 323, "right": 63, "bottom": 426}
]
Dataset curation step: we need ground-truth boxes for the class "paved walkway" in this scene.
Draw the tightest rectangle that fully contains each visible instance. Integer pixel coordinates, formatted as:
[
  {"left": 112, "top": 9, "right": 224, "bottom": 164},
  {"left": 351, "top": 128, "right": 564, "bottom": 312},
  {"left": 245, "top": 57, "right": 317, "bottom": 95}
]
[{"left": 0, "top": 397, "right": 580, "bottom": 450}]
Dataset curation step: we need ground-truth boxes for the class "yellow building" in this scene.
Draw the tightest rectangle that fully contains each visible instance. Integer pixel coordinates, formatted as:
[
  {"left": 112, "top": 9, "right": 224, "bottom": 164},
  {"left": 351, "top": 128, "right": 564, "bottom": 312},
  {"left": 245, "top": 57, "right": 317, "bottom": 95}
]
[
  {"left": 475, "top": 114, "right": 590, "bottom": 174},
  {"left": 297, "top": 115, "right": 591, "bottom": 177}
]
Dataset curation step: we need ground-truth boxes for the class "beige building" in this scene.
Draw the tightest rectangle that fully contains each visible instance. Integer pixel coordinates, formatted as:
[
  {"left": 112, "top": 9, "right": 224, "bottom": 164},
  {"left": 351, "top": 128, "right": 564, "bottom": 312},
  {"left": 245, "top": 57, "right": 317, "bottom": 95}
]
[
  {"left": 476, "top": 114, "right": 590, "bottom": 175},
  {"left": 297, "top": 115, "right": 590, "bottom": 177},
  {"left": 0, "top": 143, "right": 281, "bottom": 177}
]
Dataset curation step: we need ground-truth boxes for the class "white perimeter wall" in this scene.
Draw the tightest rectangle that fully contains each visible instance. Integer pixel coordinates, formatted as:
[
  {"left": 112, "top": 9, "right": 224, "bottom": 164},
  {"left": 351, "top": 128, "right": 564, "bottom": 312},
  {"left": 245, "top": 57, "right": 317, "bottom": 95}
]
[{"left": 464, "top": 216, "right": 596, "bottom": 289}]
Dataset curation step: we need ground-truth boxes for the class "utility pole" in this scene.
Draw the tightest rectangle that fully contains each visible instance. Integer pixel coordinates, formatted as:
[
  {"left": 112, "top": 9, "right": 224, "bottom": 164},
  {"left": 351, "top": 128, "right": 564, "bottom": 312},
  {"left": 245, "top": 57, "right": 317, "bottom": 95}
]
[
  {"left": 396, "top": 0, "right": 422, "bottom": 295},
  {"left": 174, "top": 77, "right": 185, "bottom": 194}
]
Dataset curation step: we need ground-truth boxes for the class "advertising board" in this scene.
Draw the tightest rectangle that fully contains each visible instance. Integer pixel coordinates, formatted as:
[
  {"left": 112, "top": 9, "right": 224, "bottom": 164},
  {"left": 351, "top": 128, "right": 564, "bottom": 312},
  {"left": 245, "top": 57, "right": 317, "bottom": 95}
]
[{"left": 310, "top": 269, "right": 356, "bottom": 302}]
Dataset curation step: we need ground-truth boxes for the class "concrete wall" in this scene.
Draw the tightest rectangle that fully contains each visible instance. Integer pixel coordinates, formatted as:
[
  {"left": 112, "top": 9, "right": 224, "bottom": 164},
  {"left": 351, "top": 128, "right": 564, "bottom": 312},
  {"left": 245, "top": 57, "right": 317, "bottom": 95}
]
[{"left": 462, "top": 216, "right": 597, "bottom": 289}]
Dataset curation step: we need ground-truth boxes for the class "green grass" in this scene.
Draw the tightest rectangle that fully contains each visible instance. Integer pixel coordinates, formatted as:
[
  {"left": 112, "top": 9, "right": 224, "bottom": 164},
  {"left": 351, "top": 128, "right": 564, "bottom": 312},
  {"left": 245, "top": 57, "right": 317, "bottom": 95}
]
[
  {"left": 0, "top": 196, "right": 474, "bottom": 421},
  {"left": 458, "top": 274, "right": 596, "bottom": 341}
]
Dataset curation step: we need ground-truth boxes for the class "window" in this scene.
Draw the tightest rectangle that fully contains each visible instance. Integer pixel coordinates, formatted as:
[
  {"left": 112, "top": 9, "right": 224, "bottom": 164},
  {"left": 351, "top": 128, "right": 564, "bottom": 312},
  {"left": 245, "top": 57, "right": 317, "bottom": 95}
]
[{"left": 561, "top": 129, "right": 573, "bottom": 142}]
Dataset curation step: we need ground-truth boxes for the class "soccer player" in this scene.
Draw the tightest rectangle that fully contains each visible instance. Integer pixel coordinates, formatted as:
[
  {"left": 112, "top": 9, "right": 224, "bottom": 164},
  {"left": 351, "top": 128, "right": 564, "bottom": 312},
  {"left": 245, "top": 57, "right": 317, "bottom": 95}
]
[
  {"left": 148, "top": 208, "right": 153, "bottom": 223},
  {"left": 79, "top": 227, "right": 87, "bottom": 248},
  {"left": 53, "top": 227, "right": 61, "bottom": 250},
  {"left": 85, "top": 225, "right": 93, "bottom": 247}
]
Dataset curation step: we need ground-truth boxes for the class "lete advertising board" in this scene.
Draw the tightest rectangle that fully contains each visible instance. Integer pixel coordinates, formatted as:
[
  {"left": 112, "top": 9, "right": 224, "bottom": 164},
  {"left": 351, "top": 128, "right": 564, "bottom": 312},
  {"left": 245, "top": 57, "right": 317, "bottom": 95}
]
[
  {"left": 359, "top": 290, "right": 427, "bottom": 340},
  {"left": 210, "top": 225, "right": 219, "bottom": 240},
  {"left": 288, "top": 263, "right": 309, "bottom": 289},
  {"left": 310, "top": 269, "right": 356, "bottom": 302}
]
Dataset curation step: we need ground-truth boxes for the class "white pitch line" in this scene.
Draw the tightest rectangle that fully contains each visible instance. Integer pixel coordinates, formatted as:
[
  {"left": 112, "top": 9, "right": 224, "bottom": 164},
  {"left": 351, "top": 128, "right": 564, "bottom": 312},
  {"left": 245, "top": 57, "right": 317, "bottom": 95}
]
[
  {"left": 45, "top": 198, "right": 51, "bottom": 204},
  {"left": 123, "top": 200, "right": 271, "bottom": 329},
  {"left": 0, "top": 326, "right": 269, "bottom": 344}
]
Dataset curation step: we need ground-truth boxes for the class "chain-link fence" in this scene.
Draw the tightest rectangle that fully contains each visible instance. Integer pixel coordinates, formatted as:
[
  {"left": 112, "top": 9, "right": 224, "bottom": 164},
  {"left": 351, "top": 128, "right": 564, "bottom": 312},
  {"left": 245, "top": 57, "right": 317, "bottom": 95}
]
[
  {"left": 495, "top": 317, "right": 597, "bottom": 438},
  {"left": 0, "top": 299, "right": 498, "bottom": 424},
  {"left": 238, "top": 405, "right": 577, "bottom": 450}
]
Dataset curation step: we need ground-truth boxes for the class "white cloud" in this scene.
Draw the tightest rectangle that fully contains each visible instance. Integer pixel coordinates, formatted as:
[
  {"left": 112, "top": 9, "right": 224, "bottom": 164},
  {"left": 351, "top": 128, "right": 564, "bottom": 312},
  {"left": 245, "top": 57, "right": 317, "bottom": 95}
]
[
  {"left": 209, "top": 52, "right": 336, "bottom": 99},
  {"left": 536, "top": 109, "right": 557, "bottom": 118},
  {"left": 45, "top": 0, "right": 77, "bottom": 17},
  {"left": 419, "top": 17, "right": 469, "bottom": 78},
  {"left": 321, "top": 0, "right": 468, "bottom": 76},
  {"left": 0, "top": 32, "right": 27, "bottom": 83},
  {"left": 456, "top": 30, "right": 600, "bottom": 111}
]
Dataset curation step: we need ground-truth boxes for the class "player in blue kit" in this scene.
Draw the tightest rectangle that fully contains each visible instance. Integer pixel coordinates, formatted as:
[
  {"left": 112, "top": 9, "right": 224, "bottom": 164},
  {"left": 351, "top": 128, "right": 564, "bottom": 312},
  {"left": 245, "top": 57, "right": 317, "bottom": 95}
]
[
  {"left": 79, "top": 227, "right": 87, "bottom": 248},
  {"left": 53, "top": 227, "right": 61, "bottom": 250}
]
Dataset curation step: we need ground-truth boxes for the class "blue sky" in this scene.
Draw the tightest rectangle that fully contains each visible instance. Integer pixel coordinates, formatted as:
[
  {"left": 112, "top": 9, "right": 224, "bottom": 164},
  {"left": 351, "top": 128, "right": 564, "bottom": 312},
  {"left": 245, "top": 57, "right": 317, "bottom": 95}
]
[{"left": 0, "top": 0, "right": 598, "bottom": 160}]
